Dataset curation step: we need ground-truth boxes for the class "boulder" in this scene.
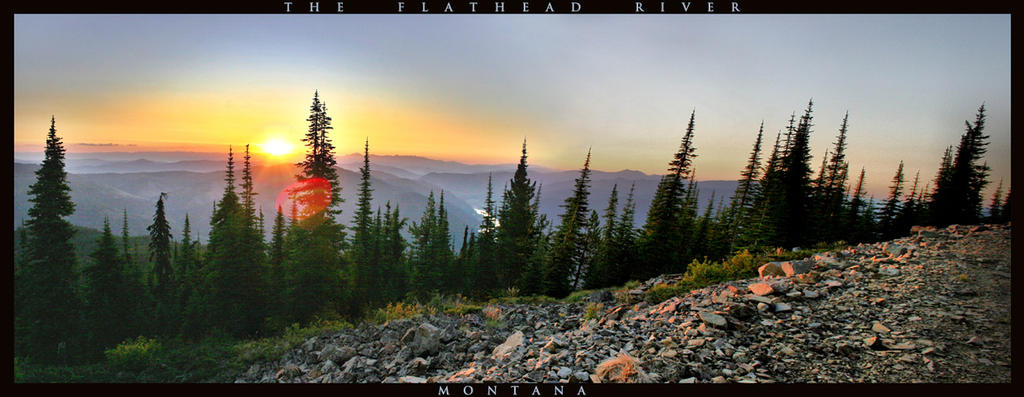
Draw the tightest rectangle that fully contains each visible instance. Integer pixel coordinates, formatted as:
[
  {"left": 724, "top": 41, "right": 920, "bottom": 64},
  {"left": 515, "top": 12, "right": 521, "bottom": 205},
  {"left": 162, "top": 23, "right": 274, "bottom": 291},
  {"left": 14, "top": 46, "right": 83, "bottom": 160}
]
[
  {"left": 748, "top": 283, "right": 774, "bottom": 296},
  {"left": 321, "top": 345, "right": 356, "bottom": 365},
  {"left": 781, "top": 260, "right": 813, "bottom": 277},
  {"left": 758, "top": 262, "right": 786, "bottom": 278},
  {"left": 492, "top": 330, "right": 525, "bottom": 359},
  {"left": 699, "top": 311, "right": 728, "bottom": 329},
  {"left": 408, "top": 323, "right": 442, "bottom": 357}
]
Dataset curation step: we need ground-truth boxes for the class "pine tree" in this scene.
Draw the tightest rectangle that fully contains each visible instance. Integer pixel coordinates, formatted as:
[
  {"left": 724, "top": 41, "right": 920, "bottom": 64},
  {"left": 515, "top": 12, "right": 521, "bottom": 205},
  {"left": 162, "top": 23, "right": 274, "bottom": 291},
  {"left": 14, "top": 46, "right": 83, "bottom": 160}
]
[
  {"left": 584, "top": 184, "right": 618, "bottom": 289},
  {"left": 284, "top": 92, "right": 348, "bottom": 321},
  {"left": 878, "top": 161, "right": 905, "bottom": 240},
  {"left": 638, "top": 111, "right": 698, "bottom": 279},
  {"left": 573, "top": 210, "right": 602, "bottom": 290},
  {"left": 17, "top": 116, "right": 82, "bottom": 364},
  {"left": 999, "top": 188, "right": 1011, "bottom": 223},
  {"left": 409, "top": 191, "right": 442, "bottom": 299},
  {"left": 351, "top": 139, "right": 378, "bottom": 308},
  {"left": 380, "top": 202, "right": 409, "bottom": 301},
  {"left": 435, "top": 191, "right": 456, "bottom": 293},
  {"left": 473, "top": 174, "right": 500, "bottom": 296},
  {"left": 497, "top": 140, "right": 539, "bottom": 291},
  {"left": 726, "top": 123, "right": 764, "bottom": 250},
  {"left": 82, "top": 217, "right": 130, "bottom": 357},
  {"left": 119, "top": 208, "right": 149, "bottom": 340},
  {"left": 776, "top": 100, "right": 816, "bottom": 248},
  {"left": 607, "top": 183, "right": 639, "bottom": 286},
  {"left": 986, "top": 179, "right": 1003, "bottom": 223},
  {"left": 545, "top": 150, "right": 593, "bottom": 298},
  {"left": 297, "top": 90, "right": 344, "bottom": 214},
  {"left": 820, "top": 113, "right": 851, "bottom": 241},
  {"left": 930, "top": 105, "right": 990, "bottom": 226},
  {"left": 896, "top": 171, "right": 923, "bottom": 234},
  {"left": 748, "top": 131, "right": 784, "bottom": 247},
  {"left": 207, "top": 147, "right": 266, "bottom": 335},
  {"left": 846, "top": 168, "right": 869, "bottom": 243},
  {"left": 175, "top": 214, "right": 199, "bottom": 336},
  {"left": 148, "top": 192, "right": 174, "bottom": 304}
]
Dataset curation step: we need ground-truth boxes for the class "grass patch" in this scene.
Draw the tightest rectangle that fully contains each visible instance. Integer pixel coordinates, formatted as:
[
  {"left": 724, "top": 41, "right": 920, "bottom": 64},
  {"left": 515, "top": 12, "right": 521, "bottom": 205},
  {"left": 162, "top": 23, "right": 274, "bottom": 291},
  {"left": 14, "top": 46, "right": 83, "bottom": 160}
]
[
  {"left": 488, "top": 294, "right": 558, "bottom": 305},
  {"left": 444, "top": 304, "right": 483, "bottom": 316},
  {"left": 584, "top": 302, "right": 604, "bottom": 320},
  {"left": 16, "top": 333, "right": 244, "bottom": 383},
  {"left": 233, "top": 318, "right": 352, "bottom": 364}
]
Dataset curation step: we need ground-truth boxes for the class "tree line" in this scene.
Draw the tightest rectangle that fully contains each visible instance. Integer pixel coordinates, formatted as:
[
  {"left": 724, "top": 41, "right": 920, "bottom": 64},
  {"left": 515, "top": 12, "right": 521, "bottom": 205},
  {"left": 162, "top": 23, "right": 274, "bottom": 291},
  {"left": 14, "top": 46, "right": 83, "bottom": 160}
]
[{"left": 15, "top": 95, "right": 1008, "bottom": 365}]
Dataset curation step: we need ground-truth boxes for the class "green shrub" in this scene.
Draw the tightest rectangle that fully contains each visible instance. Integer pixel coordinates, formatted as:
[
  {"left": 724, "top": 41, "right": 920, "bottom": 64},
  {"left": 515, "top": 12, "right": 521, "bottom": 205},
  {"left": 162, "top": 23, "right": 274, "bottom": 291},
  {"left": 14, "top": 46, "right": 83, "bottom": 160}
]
[
  {"left": 484, "top": 319, "right": 506, "bottom": 329},
  {"left": 488, "top": 294, "right": 557, "bottom": 305},
  {"left": 645, "top": 283, "right": 686, "bottom": 304},
  {"left": 369, "top": 302, "right": 423, "bottom": 324},
  {"left": 444, "top": 304, "right": 483, "bottom": 316},
  {"left": 104, "top": 336, "right": 162, "bottom": 371},
  {"left": 584, "top": 302, "right": 604, "bottom": 320},
  {"left": 235, "top": 319, "right": 352, "bottom": 365}
]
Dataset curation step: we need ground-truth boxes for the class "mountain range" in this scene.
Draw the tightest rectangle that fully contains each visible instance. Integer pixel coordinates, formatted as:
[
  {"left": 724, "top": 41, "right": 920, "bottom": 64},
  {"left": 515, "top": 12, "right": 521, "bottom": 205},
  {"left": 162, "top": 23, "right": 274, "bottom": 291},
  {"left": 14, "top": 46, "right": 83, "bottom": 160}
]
[{"left": 13, "top": 152, "right": 740, "bottom": 247}]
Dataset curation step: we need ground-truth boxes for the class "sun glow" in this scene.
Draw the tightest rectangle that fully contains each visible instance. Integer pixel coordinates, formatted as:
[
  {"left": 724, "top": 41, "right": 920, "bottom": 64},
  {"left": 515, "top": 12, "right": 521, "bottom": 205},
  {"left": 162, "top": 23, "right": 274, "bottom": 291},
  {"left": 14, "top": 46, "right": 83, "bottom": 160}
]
[{"left": 259, "top": 138, "right": 295, "bottom": 156}]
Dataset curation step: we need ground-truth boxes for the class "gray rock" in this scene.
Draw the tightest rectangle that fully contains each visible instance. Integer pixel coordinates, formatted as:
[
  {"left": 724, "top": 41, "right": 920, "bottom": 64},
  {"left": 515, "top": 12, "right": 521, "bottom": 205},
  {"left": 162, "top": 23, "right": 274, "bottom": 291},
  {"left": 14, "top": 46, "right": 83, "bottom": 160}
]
[
  {"left": 409, "top": 323, "right": 442, "bottom": 357},
  {"left": 759, "top": 262, "right": 786, "bottom": 278},
  {"left": 885, "top": 244, "right": 907, "bottom": 257},
  {"left": 321, "top": 345, "right": 356, "bottom": 364},
  {"left": 772, "top": 303, "right": 792, "bottom": 313},
  {"left": 781, "top": 260, "right": 813, "bottom": 277},
  {"left": 399, "top": 375, "right": 427, "bottom": 383},
  {"left": 492, "top": 330, "right": 525, "bottom": 359},
  {"left": 699, "top": 312, "right": 728, "bottom": 328},
  {"left": 557, "top": 366, "right": 572, "bottom": 379}
]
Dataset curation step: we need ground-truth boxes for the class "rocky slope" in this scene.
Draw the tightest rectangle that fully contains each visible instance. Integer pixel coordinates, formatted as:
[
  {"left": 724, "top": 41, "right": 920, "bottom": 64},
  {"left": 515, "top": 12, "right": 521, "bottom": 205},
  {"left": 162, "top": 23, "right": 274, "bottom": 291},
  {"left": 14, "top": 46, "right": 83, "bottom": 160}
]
[{"left": 236, "top": 224, "right": 1011, "bottom": 383}]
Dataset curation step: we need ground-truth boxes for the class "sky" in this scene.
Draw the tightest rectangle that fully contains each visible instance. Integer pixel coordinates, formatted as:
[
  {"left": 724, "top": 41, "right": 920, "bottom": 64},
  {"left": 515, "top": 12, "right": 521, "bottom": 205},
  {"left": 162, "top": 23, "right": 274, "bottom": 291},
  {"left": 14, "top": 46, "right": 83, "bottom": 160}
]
[{"left": 13, "top": 14, "right": 1011, "bottom": 198}]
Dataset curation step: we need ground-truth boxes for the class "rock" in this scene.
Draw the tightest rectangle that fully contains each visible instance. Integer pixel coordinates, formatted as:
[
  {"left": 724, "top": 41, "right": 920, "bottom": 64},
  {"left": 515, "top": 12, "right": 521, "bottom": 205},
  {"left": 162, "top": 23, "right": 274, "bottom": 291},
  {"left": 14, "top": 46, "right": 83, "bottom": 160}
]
[
  {"left": 748, "top": 283, "right": 774, "bottom": 296},
  {"left": 884, "top": 244, "right": 907, "bottom": 257},
  {"left": 321, "top": 345, "right": 356, "bottom": 365},
  {"left": 492, "top": 330, "right": 525, "bottom": 359},
  {"left": 772, "top": 303, "right": 792, "bottom": 313},
  {"left": 699, "top": 312, "right": 728, "bottom": 328},
  {"left": 879, "top": 267, "right": 900, "bottom": 276},
  {"left": 409, "top": 323, "right": 442, "bottom": 356},
  {"left": 409, "top": 357, "right": 429, "bottom": 374},
  {"left": 871, "top": 322, "right": 891, "bottom": 334},
  {"left": 780, "top": 260, "right": 813, "bottom": 277},
  {"left": 557, "top": 367, "right": 572, "bottom": 379},
  {"left": 399, "top": 375, "right": 427, "bottom": 383},
  {"left": 590, "top": 290, "right": 614, "bottom": 303},
  {"left": 803, "top": 289, "right": 820, "bottom": 299},
  {"left": 727, "top": 303, "right": 755, "bottom": 320},
  {"left": 276, "top": 364, "right": 301, "bottom": 379},
  {"left": 759, "top": 262, "right": 786, "bottom": 278},
  {"left": 864, "top": 336, "right": 889, "bottom": 350}
]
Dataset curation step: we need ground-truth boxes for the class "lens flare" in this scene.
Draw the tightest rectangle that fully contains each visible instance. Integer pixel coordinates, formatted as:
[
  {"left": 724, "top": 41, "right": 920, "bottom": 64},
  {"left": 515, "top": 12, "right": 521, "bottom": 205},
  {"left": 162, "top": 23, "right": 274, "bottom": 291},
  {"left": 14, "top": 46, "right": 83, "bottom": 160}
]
[{"left": 276, "top": 177, "right": 332, "bottom": 224}]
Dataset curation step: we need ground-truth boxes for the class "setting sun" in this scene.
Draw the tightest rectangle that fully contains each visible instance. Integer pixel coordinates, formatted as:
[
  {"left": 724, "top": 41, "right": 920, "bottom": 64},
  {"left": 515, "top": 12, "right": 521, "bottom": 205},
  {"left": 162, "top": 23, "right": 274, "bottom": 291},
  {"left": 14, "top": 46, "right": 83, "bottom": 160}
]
[{"left": 259, "top": 138, "right": 295, "bottom": 156}]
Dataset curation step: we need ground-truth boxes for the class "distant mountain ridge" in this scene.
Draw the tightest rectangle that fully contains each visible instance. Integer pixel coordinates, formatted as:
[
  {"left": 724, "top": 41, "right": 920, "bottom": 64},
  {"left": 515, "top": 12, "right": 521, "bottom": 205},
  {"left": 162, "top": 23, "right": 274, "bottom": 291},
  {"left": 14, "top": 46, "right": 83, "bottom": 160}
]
[{"left": 13, "top": 153, "right": 740, "bottom": 247}]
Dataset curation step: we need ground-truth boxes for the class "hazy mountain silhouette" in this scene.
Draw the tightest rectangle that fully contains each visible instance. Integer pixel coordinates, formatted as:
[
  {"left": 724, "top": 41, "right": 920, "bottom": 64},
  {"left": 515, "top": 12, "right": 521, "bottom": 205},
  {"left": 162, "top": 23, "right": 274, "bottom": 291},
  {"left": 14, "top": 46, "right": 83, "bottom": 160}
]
[{"left": 13, "top": 154, "right": 740, "bottom": 246}]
